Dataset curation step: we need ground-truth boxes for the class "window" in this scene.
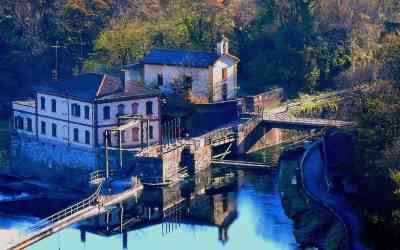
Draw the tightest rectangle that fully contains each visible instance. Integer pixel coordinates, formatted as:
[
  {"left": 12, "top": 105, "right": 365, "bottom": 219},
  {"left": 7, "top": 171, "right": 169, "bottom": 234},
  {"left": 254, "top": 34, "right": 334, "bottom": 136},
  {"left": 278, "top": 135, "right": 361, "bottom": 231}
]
[
  {"left": 157, "top": 73, "right": 163, "bottom": 86},
  {"left": 14, "top": 117, "right": 24, "bottom": 130},
  {"left": 85, "top": 130, "right": 90, "bottom": 145},
  {"left": 117, "top": 104, "right": 125, "bottom": 116},
  {"left": 27, "top": 118, "right": 32, "bottom": 132},
  {"left": 222, "top": 68, "right": 228, "bottom": 81},
  {"left": 149, "top": 125, "right": 154, "bottom": 139},
  {"left": 40, "top": 97, "right": 45, "bottom": 111},
  {"left": 103, "top": 106, "right": 110, "bottom": 120},
  {"left": 73, "top": 128, "right": 79, "bottom": 142},
  {"left": 51, "top": 99, "right": 56, "bottom": 113},
  {"left": 131, "top": 103, "right": 139, "bottom": 115},
  {"left": 121, "top": 130, "right": 126, "bottom": 143},
  {"left": 146, "top": 101, "right": 153, "bottom": 115},
  {"left": 51, "top": 123, "right": 57, "bottom": 137},
  {"left": 41, "top": 121, "right": 46, "bottom": 135},
  {"left": 84, "top": 106, "right": 90, "bottom": 120},
  {"left": 222, "top": 83, "right": 228, "bottom": 101},
  {"left": 71, "top": 104, "right": 81, "bottom": 117},
  {"left": 132, "top": 127, "right": 139, "bottom": 142},
  {"left": 183, "top": 76, "right": 193, "bottom": 89}
]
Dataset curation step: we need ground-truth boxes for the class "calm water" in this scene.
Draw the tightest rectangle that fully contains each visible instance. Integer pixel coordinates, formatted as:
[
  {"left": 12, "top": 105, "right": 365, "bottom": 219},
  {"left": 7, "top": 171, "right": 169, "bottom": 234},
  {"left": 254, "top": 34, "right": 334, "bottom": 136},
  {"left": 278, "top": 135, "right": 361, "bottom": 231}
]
[{"left": 0, "top": 148, "right": 298, "bottom": 250}]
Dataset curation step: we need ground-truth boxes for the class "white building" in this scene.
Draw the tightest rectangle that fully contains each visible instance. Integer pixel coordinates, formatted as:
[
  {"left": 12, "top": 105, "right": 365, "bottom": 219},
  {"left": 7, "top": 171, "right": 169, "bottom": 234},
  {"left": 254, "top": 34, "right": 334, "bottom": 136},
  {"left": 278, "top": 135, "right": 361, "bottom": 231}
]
[
  {"left": 12, "top": 73, "right": 161, "bottom": 150},
  {"left": 125, "top": 37, "right": 240, "bottom": 104}
]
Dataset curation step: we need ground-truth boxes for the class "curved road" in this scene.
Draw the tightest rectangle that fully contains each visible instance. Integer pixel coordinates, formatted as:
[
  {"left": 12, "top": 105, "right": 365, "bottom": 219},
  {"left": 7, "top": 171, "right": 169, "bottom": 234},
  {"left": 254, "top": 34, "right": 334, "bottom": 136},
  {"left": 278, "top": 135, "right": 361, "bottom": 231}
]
[{"left": 302, "top": 143, "right": 368, "bottom": 250}]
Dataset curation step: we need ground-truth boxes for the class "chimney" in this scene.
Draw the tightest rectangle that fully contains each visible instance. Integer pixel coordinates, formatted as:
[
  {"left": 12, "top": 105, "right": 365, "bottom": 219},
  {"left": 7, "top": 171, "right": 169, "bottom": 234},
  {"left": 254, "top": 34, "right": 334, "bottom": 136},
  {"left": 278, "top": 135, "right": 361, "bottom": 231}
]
[{"left": 217, "top": 36, "right": 229, "bottom": 56}]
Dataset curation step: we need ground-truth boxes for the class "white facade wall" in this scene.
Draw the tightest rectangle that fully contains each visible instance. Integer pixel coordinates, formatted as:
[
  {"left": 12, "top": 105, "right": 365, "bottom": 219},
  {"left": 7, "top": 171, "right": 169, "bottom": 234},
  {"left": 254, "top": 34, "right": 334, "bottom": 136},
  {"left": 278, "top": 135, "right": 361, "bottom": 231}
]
[
  {"left": 144, "top": 65, "right": 210, "bottom": 101},
  {"left": 143, "top": 57, "right": 238, "bottom": 103},
  {"left": 14, "top": 93, "right": 160, "bottom": 150},
  {"left": 36, "top": 93, "right": 94, "bottom": 149},
  {"left": 212, "top": 57, "right": 237, "bottom": 102},
  {"left": 12, "top": 102, "right": 36, "bottom": 136}
]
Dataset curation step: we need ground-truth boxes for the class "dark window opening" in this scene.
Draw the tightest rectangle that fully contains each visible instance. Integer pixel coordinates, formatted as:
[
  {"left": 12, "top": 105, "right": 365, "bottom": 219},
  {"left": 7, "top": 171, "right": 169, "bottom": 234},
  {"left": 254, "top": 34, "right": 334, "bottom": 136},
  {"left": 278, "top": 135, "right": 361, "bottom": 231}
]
[
  {"left": 14, "top": 117, "right": 24, "bottom": 130},
  {"left": 222, "top": 83, "right": 228, "bottom": 101},
  {"left": 41, "top": 121, "right": 46, "bottom": 135},
  {"left": 117, "top": 104, "right": 125, "bottom": 116},
  {"left": 71, "top": 104, "right": 81, "bottom": 117},
  {"left": 85, "top": 130, "right": 90, "bottom": 145},
  {"left": 146, "top": 101, "right": 153, "bottom": 115},
  {"left": 27, "top": 118, "right": 32, "bottom": 132},
  {"left": 40, "top": 97, "right": 45, "bottom": 111},
  {"left": 51, "top": 123, "right": 57, "bottom": 137},
  {"left": 84, "top": 106, "right": 90, "bottom": 120},
  {"left": 157, "top": 73, "right": 163, "bottom": 86},
  {"left": 51, "top": 99, "right": 57, "bottom": 113},
  {"left": 73, "top": 128, "right": 79, "bottom": 142},
  {"left": 103, "top": 106, "right": 111, "bottom": 120}
]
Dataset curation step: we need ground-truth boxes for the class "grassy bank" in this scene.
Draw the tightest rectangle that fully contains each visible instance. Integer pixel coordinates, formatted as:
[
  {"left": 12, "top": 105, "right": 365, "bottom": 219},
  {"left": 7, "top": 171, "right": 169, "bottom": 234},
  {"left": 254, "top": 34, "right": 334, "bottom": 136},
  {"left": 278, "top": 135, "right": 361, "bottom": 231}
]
[{"left": 279, "top": 151, "right": 346, "bottom": 249}]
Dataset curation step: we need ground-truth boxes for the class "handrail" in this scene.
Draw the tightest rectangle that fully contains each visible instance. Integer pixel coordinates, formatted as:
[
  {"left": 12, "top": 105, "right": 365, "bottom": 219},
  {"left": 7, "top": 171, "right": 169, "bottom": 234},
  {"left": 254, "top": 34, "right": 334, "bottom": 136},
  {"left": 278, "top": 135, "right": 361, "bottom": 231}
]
[{"left": 24, "top": 183, "right": 102, "bottom": 236}]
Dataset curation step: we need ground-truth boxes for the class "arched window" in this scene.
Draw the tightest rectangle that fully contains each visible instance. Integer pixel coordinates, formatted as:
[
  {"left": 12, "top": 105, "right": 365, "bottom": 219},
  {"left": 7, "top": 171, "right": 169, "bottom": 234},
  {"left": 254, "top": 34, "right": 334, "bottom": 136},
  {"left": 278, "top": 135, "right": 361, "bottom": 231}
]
[
  {"left": 84, "top": 105, "right": 90, "bottom": 120},
  {"left": 103, "top": 106, "right": 110, "bottom": 120},
  {"left": 117, "top": 104, "right": 125, "bottom": 116},
  {"left": 131, "top": 103, "right": 139, "bottom": 115},
  {"left": 51, "top": 99, "right": 57, "bottom": 113},
  {"left": 146, "top": 101, "right": 153, "bottom": 115},
  {"left": 40, "top": 97, "right": 45, "bottom": 111},
  {"left": 132, "top": 127, "right": 139, "bottom": 142}
]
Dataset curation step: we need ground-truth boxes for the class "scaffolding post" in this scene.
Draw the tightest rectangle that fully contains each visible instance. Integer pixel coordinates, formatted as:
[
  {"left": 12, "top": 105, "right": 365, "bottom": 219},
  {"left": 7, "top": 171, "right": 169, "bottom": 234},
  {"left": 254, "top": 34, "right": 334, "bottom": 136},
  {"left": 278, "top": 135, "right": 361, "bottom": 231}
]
[
  {"left": 119, "top": 130, "right": 123, "bottom": 169},
  {"left": 105, "top": 130, "right": 109, "bottom": 180}
]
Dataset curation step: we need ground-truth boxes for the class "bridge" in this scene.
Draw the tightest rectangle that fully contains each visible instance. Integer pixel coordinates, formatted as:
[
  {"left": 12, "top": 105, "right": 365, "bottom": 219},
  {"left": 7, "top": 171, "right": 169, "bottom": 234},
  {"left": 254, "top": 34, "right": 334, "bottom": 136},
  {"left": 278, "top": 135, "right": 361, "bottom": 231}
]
[
  {"left": 7, "top": 183, "right": 143, "bottom": 250},
  {"left": 261, "top": 113, "right": 356, "bottom": 128}
]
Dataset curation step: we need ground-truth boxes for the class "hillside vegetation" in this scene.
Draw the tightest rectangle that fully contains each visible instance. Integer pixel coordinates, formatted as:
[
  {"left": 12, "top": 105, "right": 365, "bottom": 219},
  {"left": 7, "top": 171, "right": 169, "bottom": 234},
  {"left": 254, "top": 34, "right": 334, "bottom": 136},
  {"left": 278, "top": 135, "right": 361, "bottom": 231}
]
[{"left": 1, "top": 0, "right": 399, "bottom": 97}]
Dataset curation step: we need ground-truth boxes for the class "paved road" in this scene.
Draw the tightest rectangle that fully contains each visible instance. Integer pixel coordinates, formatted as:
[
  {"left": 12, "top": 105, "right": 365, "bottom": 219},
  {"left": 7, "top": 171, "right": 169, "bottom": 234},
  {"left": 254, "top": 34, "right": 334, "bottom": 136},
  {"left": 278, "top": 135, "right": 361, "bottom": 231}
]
[{"left": 302, "top": 143, "right": 368, "bottom": 250}]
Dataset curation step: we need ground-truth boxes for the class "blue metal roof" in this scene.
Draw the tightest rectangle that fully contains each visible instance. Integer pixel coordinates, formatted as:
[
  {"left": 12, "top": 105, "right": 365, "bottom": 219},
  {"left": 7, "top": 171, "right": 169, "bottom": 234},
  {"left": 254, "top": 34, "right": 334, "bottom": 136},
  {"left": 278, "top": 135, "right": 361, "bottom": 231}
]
[
  {"left": 142, "top": 48, "right": 220, "bottom": 68},
  {"left": 34, "top": 73, "right": 159, "bottom": 102},
  {"left": 35, "top": 73, "right": 106, "bottom": 101}
]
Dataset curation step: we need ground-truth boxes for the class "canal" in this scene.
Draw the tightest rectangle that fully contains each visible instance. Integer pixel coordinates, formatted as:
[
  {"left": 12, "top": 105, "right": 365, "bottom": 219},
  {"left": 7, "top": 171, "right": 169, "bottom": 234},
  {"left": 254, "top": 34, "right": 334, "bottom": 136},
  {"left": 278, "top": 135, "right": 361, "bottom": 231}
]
[{"left": 0, "top": 147, "right": 298, "bottom": 250}]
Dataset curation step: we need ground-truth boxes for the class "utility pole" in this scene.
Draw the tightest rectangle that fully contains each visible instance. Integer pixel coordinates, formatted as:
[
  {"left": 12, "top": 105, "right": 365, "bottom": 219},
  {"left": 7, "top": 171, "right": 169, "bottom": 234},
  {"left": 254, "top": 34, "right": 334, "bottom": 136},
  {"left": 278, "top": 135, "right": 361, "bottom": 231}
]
[
  {"left": 51, "top": 40, "right": 63, "bottom": 81},
  {"left": 78, "top": 39, "right": 87, "bottom": 73}
]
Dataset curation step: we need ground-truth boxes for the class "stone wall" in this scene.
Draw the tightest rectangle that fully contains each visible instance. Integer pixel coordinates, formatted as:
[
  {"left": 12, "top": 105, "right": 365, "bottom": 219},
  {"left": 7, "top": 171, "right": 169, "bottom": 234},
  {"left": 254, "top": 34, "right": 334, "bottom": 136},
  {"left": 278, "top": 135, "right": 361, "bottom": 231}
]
[
  {"left": 236, "top": 120, "right": 312, "bottom": 154},
  {"left": 242, "top": 88, "right": 283, "bottom": 113}
]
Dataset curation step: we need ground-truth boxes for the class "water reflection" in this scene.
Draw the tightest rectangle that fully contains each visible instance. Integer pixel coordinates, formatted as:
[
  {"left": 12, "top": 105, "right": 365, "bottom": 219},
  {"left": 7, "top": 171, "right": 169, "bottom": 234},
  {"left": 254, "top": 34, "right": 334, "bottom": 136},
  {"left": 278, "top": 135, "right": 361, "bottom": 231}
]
[{"left": 19, "top": 166, "right": 297, "bottom": 250}]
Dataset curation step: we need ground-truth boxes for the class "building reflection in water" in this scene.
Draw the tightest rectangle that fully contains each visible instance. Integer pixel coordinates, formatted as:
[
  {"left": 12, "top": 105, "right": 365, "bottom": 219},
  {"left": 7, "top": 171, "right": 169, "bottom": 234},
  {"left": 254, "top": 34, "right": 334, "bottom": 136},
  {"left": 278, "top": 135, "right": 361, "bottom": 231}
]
[{"left": 79, "top": 167, "right": 239, "bottom": 247}]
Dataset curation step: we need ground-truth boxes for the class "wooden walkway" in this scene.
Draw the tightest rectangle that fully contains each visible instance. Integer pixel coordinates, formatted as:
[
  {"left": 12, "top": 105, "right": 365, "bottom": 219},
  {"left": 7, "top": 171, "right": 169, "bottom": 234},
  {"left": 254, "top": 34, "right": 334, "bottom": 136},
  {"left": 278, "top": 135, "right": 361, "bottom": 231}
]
[
  {"left": 7, "top": 184, "right": 143, "bottom": 250},
  {"left": 212, "top": 160, "right": 271, "bottom": 170}
]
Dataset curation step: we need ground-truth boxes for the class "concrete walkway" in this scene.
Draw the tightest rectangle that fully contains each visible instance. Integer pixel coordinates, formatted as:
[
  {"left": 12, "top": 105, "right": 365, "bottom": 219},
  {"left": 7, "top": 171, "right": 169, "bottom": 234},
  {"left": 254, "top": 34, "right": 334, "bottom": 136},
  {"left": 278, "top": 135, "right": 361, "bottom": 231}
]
[{"left": 301, "top": 143, "right": 368, "bottom": 250}]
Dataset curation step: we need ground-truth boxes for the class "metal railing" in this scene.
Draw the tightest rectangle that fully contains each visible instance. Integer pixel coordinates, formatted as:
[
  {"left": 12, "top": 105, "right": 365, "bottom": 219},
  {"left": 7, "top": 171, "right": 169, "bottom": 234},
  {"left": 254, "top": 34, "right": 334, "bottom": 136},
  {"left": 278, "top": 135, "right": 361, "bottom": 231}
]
[
  {"left": 24, "top": 183, "right": 103, "bottom": 236},
  {"left": 89, "top": 169, "right": 116, "bottom": 184},
  {"left": 261, "top": 112, "right": 356, "bottom": 128}
]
